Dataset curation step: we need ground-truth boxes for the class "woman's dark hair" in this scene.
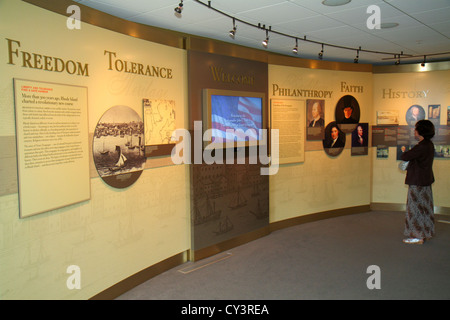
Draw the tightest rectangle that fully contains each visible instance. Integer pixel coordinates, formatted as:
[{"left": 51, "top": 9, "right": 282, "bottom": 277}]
[{"left": 415, "top": 120, "right": 435, "bottom": 140}]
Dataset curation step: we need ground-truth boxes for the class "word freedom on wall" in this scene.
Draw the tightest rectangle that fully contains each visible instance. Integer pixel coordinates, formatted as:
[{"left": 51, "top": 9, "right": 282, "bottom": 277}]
[{"left": 6, "top": 38, "right": 89, "bottom": 77}]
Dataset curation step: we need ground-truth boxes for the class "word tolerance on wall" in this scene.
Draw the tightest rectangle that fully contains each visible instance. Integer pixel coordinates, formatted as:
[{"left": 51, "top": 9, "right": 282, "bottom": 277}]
[
  {"left": 104, "top": 50, "right": 173, "bottom": 79},
  {"left": 6, "top": 39, "right": 89, "bottom": 76}
]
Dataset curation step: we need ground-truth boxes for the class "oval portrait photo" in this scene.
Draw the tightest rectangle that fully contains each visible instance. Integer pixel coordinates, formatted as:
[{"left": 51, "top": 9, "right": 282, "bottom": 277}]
[
  {"left": 335, "top": 95, "right": 361, "bottom": 133},
  {"left": 322, "top": 121, "right": 346, "bottom": 157},
  {"left": 93, "top": 105, "right": 146, "bottom": 189},
  {"left": 405, "top": 104, "right": 425, "bottom": 126}
]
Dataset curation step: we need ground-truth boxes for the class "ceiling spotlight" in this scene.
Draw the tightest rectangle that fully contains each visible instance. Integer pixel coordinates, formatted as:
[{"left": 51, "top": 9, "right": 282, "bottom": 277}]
[
  {"left": 394, "top": 54, "right": 400, "bottom": 65},
  {"left": 262, "top": 30, "right": 269, "bottom": 48},
  {"left": 380, "top": 22, "right": 399, "bottom": 29},
  {"left": 229, "top": 18, "right": 237, "bottom": 39},
  {"left": 174, "top": 1, "right": 183, "bottom": 15},
  {"left": 421, "top": 55, "right": 426, "bottom": 67},
  {"left": 322, "top": 0, "right": 351, "bottom": 6},
  {"left": 292, "top": 38, "right": 299, "bottom": 54},
  {"left": 354, "top": 47, "right": 360, "bottom": 63},
  {"left": 318, "top": 44, "right": 324, "bottom": 60}
]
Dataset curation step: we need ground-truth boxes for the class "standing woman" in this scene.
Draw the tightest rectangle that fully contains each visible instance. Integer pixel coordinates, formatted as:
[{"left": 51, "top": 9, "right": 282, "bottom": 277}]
[{"left": 401, "top": 120, "right": 435, "bottom": 244}]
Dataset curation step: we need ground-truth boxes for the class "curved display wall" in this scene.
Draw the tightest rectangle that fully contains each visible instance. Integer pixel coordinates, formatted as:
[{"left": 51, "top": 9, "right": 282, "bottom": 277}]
[{"left": 0, "top": 0, "right": 448, "bottom": 300}]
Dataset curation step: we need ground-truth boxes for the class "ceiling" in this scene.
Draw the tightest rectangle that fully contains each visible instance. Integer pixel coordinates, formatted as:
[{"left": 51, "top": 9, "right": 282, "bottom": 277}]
[{"left": 73, "top": 0, "right": 450, "bottom": 65}]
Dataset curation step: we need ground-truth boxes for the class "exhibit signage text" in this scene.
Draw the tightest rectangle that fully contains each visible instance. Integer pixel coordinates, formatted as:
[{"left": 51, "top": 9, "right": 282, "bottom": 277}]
[
  {"left": 6, "top": 38, "right": 89, "bottom": 77},
  {"left": 104, "top": 50, "right": 173, "bottom": 79},
  {"left": 210, "top": 66, "right": 255, "bottom": 85},
  {"left": 381, "top": 88, "right": 429, "bottom": 99},
  {"left": 341, "top": 81, "right": 363, "bottom": 93},
  {"left": 272, "top": 84, "right": 333, "bottom": 99}
]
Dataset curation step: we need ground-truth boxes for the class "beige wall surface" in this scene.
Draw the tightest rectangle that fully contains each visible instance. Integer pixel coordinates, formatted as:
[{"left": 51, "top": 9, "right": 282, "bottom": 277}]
[
  {"left": 268, "top": 65, "right": 373, "bottom": 222},
  {"left": 372, "top": 70, "right": 450, "bottom": 207},
  {"left": 0, "top": 0, "right": 189, "bottom": 299}
]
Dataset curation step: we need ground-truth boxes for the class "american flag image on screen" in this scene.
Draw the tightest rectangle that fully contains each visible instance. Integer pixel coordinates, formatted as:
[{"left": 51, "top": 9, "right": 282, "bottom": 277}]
[{"left": 210, "top": 95, "right": 262, "bottom": 143}]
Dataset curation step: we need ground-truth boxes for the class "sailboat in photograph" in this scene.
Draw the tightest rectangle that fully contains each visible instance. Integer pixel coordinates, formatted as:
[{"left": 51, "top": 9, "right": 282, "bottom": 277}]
[
  {"left": 100, "top": 136, "right": 109, "bottom": 156},
  {"left": 214, "top": 215, "right": 233, "bottom": 235},
  {"left": 128, "top": 133, "right": 137, "bottom": 150},
  {"left": 249, "top": 199, "right": 268, "bottom": 219},
  {"left": 229, "top": 187, "right": 247, "bottom": 210},
  {"left": 110, "top": 145, "right": 127, "bottom": 171}
]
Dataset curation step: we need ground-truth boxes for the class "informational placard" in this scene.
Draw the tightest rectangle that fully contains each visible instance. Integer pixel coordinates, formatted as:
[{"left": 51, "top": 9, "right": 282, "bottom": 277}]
[
  {"left": 376, "top": 110, "right": 399, "bottom": 125},
  {"left": 372, "top": 125, "right": 397, "bottom": 147},
  {"left": 13, "top": 79, "right": 90, "bottom": 218},
  {"left": 270, "top": 98, "right": 305, "bottom": 164},
  {"left": 435, "top": 125, "right": 450, "bottom": 144},
  {"left": 434, "top": 125, "right": 450, "bottom": 159},
  {"left": 397, "top": 125, "right": 415, "bottom": 145}
]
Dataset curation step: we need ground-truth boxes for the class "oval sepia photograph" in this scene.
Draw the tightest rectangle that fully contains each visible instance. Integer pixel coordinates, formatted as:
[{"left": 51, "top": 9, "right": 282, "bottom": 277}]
[{"left": 93, "top": 105, "right": 146, "bottom": 188}]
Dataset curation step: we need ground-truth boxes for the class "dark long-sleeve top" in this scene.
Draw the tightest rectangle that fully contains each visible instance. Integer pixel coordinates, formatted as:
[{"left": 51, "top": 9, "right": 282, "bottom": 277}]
[{"left": 401, "top": 139, "right": 435, "bottom": 186}]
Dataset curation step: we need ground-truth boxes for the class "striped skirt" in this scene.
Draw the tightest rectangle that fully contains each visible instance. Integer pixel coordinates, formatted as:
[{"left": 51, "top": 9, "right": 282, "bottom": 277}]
[{"left": 404, "top": 185, "right": 435, "bottom": 240}]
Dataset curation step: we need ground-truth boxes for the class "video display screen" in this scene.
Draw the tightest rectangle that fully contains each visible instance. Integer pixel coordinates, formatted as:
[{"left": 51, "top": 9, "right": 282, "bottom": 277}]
[{"left": 210, "top": 94, "right": 263, "bottom": 143}]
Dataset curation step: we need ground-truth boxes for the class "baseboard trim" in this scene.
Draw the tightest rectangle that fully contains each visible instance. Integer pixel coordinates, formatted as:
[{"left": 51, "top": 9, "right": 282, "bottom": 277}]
[
  {"left": 370, "top": 202, "right": 450, "bottom": 215},
  {"left": 89, "top": 251, "right": 187, "bottom": 300},
  {"left": 189, "top": 226, "right": 271, "bottom": 262},
  {"left": 269, "top": 205, "right": 371, "bottom": 232}
]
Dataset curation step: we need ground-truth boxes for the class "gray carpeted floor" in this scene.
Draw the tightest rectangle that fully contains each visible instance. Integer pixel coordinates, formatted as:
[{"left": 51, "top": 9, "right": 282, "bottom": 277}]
[{"left": 116, "top": 211, "right": 450, "bottom": 300}]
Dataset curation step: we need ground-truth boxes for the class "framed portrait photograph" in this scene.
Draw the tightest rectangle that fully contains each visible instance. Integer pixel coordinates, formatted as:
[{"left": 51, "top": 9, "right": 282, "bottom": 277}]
[
  {"left": 351, "top": 123, "right": 368, "bottom": 156},
  {"left": 306, "top": 99, "right": 325, "bottom": 140}
]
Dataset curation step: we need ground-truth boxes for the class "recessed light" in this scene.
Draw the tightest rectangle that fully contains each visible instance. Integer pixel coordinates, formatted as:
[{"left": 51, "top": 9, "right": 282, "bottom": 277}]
[
  {"left": 322, "top": 0, "right": 351, "bottom": 6},
  {"left": 380, "top": 22, "right": 399, "bottom": 29}
]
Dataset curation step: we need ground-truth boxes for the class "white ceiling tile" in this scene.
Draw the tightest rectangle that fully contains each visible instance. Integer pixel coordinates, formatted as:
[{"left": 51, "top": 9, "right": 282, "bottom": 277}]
[
  {"left": 429, "top": 21, "right": 450, "bottom": 38},
  {"left": 289, "top": 0, "right": 385, "bottom": 14},
  {"left": 306, "top": 25, "right": 369, "bottom": 43},
  {"left": 325, "top": 2, "right": 407, "bottom": 27},
  {"left": 275, "top": 15, "right": 343, "bottom": 35},
  {"left": 385, "top": 0, "right": 450, "bottom": 14},
  {"left": 76, "top": 0, "right": 142, "bottom": 19},
  {"left": 411, "top": 7, "right": 450, "bottom": 25},
  {"left": 211, "top": 0, "right": 287, "bottom": 14},
  {"left": 237, "top": 2, "right": 319, "bottom": 25}
]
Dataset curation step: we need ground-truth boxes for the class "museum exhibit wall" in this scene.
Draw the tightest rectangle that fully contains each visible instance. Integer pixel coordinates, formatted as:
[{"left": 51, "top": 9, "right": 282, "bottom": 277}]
[
  {"left": 187, "top": 50, "right": 270, "bottom": 260},
  {"left": 1, "top": 0, "right": 449, "bottom": 300},
  {"left": 372, "top": 69, "right": 450, "bottom": 208},
  {"left": 0, "top": 0, "right": 189, "bottom": 299},
  {"left": 269, "top": 64, "right": 373, "bottom": 223}
]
